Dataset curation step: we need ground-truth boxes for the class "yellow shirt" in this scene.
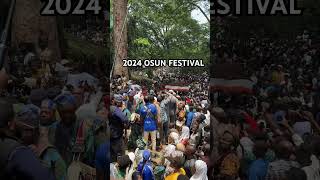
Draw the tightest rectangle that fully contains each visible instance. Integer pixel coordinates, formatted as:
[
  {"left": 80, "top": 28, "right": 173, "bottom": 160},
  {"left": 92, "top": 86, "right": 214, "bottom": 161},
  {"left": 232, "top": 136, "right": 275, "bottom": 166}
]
[
  {"left": 165, "top": 168, "right": 186, "bottom": 180},
  {"left": 271, "top": 71, "right": 285, "bottom": 85}
]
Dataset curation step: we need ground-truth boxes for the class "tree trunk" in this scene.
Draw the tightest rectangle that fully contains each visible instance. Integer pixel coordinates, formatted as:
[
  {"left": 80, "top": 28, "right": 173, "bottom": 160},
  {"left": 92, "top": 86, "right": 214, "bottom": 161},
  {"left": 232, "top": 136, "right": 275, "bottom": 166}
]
[{"left": 112, "top": 0, "right": 129, "bottom": 78}]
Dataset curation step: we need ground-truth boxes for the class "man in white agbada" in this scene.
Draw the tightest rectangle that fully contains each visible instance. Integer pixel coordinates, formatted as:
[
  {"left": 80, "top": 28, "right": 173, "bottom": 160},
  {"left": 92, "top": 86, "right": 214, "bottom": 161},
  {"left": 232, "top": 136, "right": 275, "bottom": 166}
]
[{"left": 190, "top": 160, "right": 208, "bottom": 180}]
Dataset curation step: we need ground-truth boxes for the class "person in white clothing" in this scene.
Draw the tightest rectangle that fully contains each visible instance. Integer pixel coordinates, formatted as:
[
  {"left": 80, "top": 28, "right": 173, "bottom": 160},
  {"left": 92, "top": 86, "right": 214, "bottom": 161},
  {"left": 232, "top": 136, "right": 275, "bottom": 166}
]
[{"left": 190, "top": 160, "right": 208, "bottom": 180}]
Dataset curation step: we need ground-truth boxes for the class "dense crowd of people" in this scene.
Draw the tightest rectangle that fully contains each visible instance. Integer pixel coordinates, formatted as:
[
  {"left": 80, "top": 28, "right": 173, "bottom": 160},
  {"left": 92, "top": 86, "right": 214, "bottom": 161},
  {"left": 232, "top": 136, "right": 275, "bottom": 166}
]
[
  {"left": 152, "top": 68, "right": 209, "bottom": 100},
  {"left": 0, "top": 38, "right": 108, "bottom": 180},
  {"left": 208, "top": 28, "right": 320, "bottom": 180},
  {"left": 110, "top": 69, "right": 210, "bottom": 180},
  {"left": 65, "top": 21, "right": 106, "bottom": 46},
  {"left": 2, "top": 10, "right": 320, "bottom": 180}
]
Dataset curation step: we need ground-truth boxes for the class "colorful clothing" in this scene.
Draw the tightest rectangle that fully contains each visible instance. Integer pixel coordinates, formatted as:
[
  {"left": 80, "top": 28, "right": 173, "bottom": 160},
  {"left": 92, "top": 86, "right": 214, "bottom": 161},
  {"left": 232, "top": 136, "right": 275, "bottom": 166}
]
[
  {"left": 266, "top": 160, "right": 300, "bottom": 180},
  {"left": 160, "top": 98, "right": 169, "bottom": 123},
  {"left": 219, "top": 153, "right": 240, "bottom": 178},
  {"left": 165, "top": 168, "right": 186, "bottom": 180},
  {"left": 123, "top": 108, "right": 132, "bottom": 120},
  {"left": 40, "top": 147, "right": 67, "bottom": 180},
  {"left": 137, "top": 150, "right": 155, "bottom": 180}
]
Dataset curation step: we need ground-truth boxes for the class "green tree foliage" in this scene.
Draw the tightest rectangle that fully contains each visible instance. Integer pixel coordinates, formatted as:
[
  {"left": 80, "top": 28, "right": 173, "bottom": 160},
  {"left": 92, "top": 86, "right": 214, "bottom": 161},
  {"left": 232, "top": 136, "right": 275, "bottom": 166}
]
[{"left": 127, "top": 0, "right": 209, "bottom": 65}]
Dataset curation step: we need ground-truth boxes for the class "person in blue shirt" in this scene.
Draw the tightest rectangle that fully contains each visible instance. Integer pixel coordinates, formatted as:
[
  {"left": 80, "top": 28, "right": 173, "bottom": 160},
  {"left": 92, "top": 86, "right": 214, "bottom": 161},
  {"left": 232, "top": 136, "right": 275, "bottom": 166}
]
[
  {"left": 140, "top": 95, "right": 158, "bottom": 151},
  {"left": 0, "top": 98, "right": 55, "bottom": 180},
  {"left": 137, "top": 150, "right": 155, "bottom": 180},
  {"left": 95, "top": 142, "right": 109, "bottom": 180},
  {"left": 248, "top": 139, "right": 269, "bottom": 180},
  {"left": 186, "top": 106, "right": 195, "bottom": 128}
]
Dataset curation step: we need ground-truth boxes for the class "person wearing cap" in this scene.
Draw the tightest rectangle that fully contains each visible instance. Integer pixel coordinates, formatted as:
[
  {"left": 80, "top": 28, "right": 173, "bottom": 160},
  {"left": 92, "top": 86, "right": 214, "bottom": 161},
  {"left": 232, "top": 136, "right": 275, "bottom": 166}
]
[
  {"left": 15, "top": 105, "right": 41, "bottom": 146},
  {"left": 16, "top": 105, "right": 68, "bottom": 180},
  {"left": 54, "top": 93, "right": 78, "bottom": 165},
  {"left": 0, "top": 98, "right": 55, "bottom": 180},
  {"left": 40, "top": 99, "right": 58, "bottom": 145},
  {"left": 137, "top": 150, "right": 155, "bottom": 180},
  {"left": 110, "top": 94, "right": 129, "bottom": 162}
]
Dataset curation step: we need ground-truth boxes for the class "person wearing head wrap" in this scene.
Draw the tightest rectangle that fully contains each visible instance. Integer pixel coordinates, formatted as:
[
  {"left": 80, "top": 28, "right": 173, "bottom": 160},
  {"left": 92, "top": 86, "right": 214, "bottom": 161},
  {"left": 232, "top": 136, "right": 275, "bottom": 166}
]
[
  {"left": 164, "top": 144, "right": 176, "bottom": 158},
  {"left": 16, "top": 105, "right": 67, "bottom": 180},
  {"left": 165, "top": 151, "right": 186, "bottom": 180},
  {"left": 40, "top": 99, "right": 58, "bottom": 145},
  {"left": 55, "top": 93, "right": 77, "bottom": 126},
  {"left": 137, "top": 150, "right": 155, "bottom": 180},
  {"left": 169, "top": 132, "right": 180, "bottom": 145},
  {"left": 190, "top": 160, "right": 208, "bottom": 180},
  {"left": 54, "top": 93, "right": 77, "bottom": 165},
  {"left": 179, "top": 126, "right": 190, "bottom": 144}
]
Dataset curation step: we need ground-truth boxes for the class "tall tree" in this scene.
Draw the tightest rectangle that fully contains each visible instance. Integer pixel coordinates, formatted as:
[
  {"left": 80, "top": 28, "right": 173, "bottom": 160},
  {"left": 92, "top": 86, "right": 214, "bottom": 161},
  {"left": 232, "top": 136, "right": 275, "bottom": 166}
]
[
  {"left": 127, "top": 0, "right": 209, "bottom": 68},
  {"left": 112, "top": 0, "right": 129, "bottom": 78}
]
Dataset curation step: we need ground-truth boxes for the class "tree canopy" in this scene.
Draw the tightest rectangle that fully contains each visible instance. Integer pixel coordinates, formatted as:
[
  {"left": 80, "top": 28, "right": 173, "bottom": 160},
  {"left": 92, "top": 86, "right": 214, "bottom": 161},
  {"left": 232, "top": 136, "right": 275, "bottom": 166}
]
[{"left": 126, "top": 0, "right": 209, "bottom": 66}]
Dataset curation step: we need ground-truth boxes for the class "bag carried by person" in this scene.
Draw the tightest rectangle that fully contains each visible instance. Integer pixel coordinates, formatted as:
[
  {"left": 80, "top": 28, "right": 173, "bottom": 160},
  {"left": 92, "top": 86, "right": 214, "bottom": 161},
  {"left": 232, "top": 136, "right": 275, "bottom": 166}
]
[
  {"left": 37, "top": 144, "right": 67, "bottom": 180},
  {"left": 67, "top": 121, "right": 96, "bottom": 180}
]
